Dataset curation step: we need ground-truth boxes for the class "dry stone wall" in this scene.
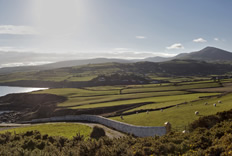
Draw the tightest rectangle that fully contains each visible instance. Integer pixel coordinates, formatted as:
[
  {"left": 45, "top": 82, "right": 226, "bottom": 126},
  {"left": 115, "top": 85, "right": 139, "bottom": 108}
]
[{"left": 26, "top": 115, "right": 166, "bottom": 137}]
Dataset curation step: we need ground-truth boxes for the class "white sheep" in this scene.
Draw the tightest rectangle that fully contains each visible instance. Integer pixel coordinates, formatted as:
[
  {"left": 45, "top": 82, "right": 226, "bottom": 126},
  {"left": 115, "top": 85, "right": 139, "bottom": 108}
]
[
  {"left": 182, "top": 130, "right": 186, "bottom": 133},
  {"left": 213, "top": 103, "right": 216, "bottom": 107},
  {"left": 204, "top": 102, "right": 208, "bottom": 105},
  {"left": 218, "top": 100, "right": 221, "bottom": 103},
  {"left": 195, "top": 111, "right": 199, "bottom": 115}
]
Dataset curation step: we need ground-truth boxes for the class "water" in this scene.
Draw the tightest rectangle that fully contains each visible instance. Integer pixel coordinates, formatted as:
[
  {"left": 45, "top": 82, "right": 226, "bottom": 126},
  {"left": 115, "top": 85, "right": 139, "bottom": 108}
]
[
  {"left": 0, "top": 111, "right": 11, "bottom": 115},
  {"left": 0, "top": 86, "right": 48, "bottom": 97}
]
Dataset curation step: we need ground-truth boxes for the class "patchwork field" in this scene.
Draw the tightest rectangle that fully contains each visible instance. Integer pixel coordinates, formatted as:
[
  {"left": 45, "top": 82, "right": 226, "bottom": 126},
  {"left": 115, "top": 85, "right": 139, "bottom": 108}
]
[
  {"left": 30, "top": 78, "right": 232, "bottom": 131},
  {"left": 111, "top": 93, "right": 232, "bottom": 130}
]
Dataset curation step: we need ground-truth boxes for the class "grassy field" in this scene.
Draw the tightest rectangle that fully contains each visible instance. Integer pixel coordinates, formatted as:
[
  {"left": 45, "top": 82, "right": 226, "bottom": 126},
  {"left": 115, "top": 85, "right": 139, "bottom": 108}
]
[
  {"left": 110, "top": 93, "right": 232, "bottom": 130},
  {"left": 122, "top": 82, "right": 220, "bottom": 94},
  {"left": 0, "top": 123, "right": 92, "bottom": 139},
  {"left": 71, "top": 92, "right": 219, "bottom": 109},
  {"left": 31, "top": 78, "right": 232, "bottom": 131},
  {"left": 33, "top": 80, "right": 221, "bottom": 109}
]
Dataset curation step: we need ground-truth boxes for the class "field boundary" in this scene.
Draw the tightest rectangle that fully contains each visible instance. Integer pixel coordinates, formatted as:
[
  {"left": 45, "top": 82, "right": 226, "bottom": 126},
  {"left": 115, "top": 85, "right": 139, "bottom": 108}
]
[{"left": 21, "top": 115, "right": 167, "bottom": 137}]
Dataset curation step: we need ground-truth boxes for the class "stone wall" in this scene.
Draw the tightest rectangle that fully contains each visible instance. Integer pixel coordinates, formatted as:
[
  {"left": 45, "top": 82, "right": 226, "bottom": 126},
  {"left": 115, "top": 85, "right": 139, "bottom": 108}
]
[{"left": 25, "top": 115, "right": 166, "bottom": 137}]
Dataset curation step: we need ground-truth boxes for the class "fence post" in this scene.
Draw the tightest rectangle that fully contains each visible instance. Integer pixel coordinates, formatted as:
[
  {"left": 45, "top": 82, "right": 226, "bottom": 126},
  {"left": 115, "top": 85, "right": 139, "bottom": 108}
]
[{"left": 164, "top": 122, "right": 172, "bottom": 133}]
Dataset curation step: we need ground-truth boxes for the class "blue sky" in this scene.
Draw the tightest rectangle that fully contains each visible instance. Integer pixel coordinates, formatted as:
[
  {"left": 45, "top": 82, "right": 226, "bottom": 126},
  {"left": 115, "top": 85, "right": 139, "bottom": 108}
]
[{"left": 0, "top": 0, "right": 231, "bottom": 59}]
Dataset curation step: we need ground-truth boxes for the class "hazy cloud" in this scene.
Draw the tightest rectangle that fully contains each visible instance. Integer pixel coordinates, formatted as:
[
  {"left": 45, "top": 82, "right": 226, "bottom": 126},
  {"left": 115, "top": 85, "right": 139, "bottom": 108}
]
[
  {"left": 166, "top": 43, "right": 184, "bottom": 50},
  {"left": 214, "top": 38, "right": 219, "bottom": 41},
  {"left": 136, "top": 36, "right": 146, "bottom": 39},
  {"left": 193, "top": 38, "right": 207, "bottom": 43},
  {"left": 0, "top": 25, "right": 38, "bottom": 35}
]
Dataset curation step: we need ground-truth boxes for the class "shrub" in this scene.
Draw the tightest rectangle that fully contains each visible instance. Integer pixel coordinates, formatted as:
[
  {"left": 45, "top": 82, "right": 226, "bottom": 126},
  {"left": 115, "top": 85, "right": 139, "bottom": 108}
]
[{"left": 90, "top": 126, "right": 106, "bottom": 140}]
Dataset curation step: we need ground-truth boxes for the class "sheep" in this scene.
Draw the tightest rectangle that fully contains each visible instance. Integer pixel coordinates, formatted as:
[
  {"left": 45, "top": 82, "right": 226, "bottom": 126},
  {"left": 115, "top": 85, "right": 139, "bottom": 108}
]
[
  {"left": 204, "top": 102, "right": 208, "bottom": 105},
  {"left": 218, "top": 100, "right": 221, "bottom": 103},
  {"left": 195, "top": 111, "right": 199, "bottom": 115},
  {"left": 146, "top": 110, "right": 149, "bottom": 114},
  {"left": 182, "top": 130, "right": 186, "bottom": 133},
  {"left": 213, "top": 103, "right": 216, "bottom": 107}
]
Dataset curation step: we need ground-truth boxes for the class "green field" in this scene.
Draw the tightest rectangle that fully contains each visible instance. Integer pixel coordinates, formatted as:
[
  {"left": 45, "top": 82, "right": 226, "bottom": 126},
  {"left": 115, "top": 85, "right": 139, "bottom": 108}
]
[
  {"left": 0, "top": 123, "right": 92, "bottom": 139},
  {"left": 110, "top": 93, "right": 232, "bottom": 130},
  {"left": 31, "top": 78, "right": 232, "bottom": 131}
]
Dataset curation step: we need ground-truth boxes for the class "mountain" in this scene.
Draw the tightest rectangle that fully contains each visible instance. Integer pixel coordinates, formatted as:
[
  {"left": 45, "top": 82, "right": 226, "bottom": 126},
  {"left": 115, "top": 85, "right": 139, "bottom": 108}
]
[
  {"left": 141, "top": 47, "right": 232, "bottom": 63},
  {"left": 0, "top": 47, "right": 232, "bottom": 75},
  {"left": 175, "top": 47, "right": 232, "bottom": 62},
  {"left": 0, "top": 58, "right": 131, "bottom": 74}
]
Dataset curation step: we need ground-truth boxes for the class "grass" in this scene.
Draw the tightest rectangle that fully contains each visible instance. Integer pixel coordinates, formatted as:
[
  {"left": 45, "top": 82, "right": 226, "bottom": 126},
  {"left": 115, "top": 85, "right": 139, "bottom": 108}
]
[
  {"left": 110, "top": 93, "right": 232, "bottom": 130},
  {"left": 0, "top": 123, "right": 92, "bottom": 139},
  {"left": 122, "top": 82, "right": 220, "bottom": 94},
  {"left": 30, "top": 79, "right": 231, "bottom": 132},
  {"left": 59, "top": 91, "right": 186, "bottom": 108},
  {"left": 125, "top": 92, "right": 220, "bottom": 112},
  {"left": 33, "top": 88, "right": 118, "bottom": 97},
  {"left": 72, "top": 92, "right": 219, "bottom": 109},
  {"left": 33, "top": 81, "right": 221, "bottom": 110}
]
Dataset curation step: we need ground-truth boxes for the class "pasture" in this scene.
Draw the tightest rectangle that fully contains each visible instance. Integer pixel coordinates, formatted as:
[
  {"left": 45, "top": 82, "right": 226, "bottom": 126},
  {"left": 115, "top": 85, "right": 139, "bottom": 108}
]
[
  {"left": 0, "top": 123, "right": 92, "bottom": 139},
  {"left": 32, "top": 78, "right": 232, "bottom": 130},
  {"left": 110, "top": 93, "right": 232, "bottom": 130}
]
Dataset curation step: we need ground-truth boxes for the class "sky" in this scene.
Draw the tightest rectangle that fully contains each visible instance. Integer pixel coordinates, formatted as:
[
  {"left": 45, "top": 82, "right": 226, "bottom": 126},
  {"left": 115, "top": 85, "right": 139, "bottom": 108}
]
[{"left": 0, "top": 0, "right": 231, "bottom": 60}]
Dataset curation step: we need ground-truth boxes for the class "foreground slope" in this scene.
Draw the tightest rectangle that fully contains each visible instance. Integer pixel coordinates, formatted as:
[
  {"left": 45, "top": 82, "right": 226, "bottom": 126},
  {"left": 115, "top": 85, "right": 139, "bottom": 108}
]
[{"left": 0, "top": 109, "right": 231, "bottom": 155}]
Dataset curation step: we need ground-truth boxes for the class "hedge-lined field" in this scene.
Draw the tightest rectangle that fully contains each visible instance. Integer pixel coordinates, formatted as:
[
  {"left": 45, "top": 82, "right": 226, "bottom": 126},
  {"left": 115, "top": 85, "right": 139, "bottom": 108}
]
[{"left": 32, "top": 79, "right": 232, "bottom": 130}]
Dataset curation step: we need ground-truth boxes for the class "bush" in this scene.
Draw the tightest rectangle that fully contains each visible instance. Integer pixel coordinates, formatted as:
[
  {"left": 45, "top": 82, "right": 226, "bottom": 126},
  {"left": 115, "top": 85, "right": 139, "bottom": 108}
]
[{"left": 90, "top": 126, "right": 106, "bottom": 139}]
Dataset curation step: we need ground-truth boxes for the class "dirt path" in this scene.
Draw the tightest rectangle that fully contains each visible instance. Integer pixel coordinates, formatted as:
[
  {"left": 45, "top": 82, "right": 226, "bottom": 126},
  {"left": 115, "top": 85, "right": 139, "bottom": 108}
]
[
  {"left": 76, "top": 122, "right": 126, "bottom": 139},
  {"left": 0, "top": 122, "right": 126, "bottom": 139}
]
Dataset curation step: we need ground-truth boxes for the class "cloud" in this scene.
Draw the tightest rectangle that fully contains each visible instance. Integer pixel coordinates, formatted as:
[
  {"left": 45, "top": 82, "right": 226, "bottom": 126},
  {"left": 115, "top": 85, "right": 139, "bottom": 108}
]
[
  {"left": 166, "top": 43, "right": 184, "bottom": 50},
  {"left": 0, "top": 25, "right": 38, "bottom": 35},
  {"left": 193, "top": 38, "right": 207, "bottom": 43},
  {"left": 214, "top": 38, "right": 219, "bottom": 41},
  {"left": 136, "top": 36, "right": 146, "bottom": 39}
]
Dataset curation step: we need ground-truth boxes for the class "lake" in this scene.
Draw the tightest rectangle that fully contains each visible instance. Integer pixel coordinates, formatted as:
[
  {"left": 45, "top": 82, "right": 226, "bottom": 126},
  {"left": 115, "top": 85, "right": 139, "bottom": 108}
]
[{"left": 0, "top": 86, "right": 48, "bottom": 97}]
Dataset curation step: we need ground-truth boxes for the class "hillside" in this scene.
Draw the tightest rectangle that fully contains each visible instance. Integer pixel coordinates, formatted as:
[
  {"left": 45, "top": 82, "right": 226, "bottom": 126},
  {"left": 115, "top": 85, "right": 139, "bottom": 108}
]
[
  {"left": 0, "top": 60, "right": 231, "bottom": 88},
  {"left": 0, "top": 109, "right": 231, "bottom": 155},
  {"left": 176, "top": 46, "right": 232, "bottom": 62},
  {"left": 1, "top": 47, "right": 232, "bottom": 75},
  {"left": 0, "top": 58, "right": 130, "bottom": 75},
  {"left": 141, "top": 47, "right": 232, "bottom": 63}
]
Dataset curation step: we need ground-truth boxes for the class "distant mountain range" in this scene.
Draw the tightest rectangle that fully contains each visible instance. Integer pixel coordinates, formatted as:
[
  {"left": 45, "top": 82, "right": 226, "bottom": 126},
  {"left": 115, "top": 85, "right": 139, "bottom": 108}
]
[
  {"left": 143, "top": 47, "right": 232, "bottom": 62},
  {"left": 0, "top": 46, "right": 232, "bottom": 74}
]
